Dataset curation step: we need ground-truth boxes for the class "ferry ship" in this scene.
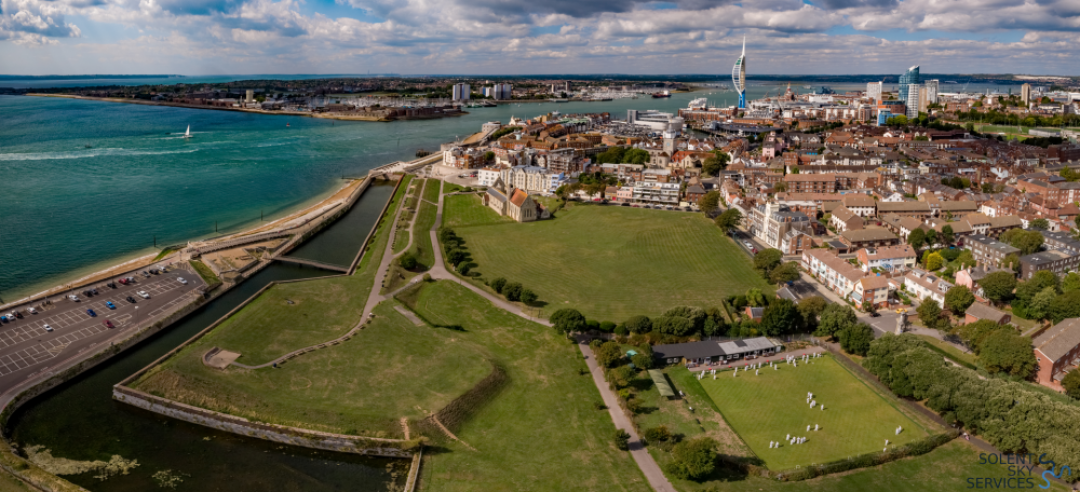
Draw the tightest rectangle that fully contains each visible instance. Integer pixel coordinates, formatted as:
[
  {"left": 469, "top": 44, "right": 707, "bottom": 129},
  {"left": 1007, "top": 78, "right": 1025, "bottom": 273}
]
[{"left": 651, "top": 91, "right": 671, "bottom": 99}]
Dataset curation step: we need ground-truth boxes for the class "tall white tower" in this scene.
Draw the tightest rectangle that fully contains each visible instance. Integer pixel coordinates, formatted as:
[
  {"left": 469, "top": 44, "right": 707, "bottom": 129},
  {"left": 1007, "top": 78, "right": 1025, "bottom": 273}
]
[{"left": 732, "top": 37, "right": 747, "bottom": 109}]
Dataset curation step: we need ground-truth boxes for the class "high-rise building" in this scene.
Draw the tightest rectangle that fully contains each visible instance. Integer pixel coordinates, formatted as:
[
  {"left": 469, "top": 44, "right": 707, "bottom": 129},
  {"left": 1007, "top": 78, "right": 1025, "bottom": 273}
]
[
  {"left": 495, "top": 83, "right": 512, "bottom": 100},
  {"left": 925, "top": 79, "right": 939, "bottom": 104},
  {"left": 907, "top": 84, "right": 922, "bottom": 118},
  {"left": 452, "top": 83, "right": 471, "bottom": 101},
  {"left": 917, "top": 87, "right": 929, "bottom": 113},
  {"left": 245, "top": 89, "right": 254, "bottom": 103},
  {"left": 867, "top": 82, "right": 883, "bottom": 103},
  {"left": 1022, "top": 83, "right": 1032, "bottom": 105},
  {"left": 899, "top": 65, "right": 920, "bottom": 102},
  {"left": 732, "top": 37, "right": 747, "bottom": 109}
]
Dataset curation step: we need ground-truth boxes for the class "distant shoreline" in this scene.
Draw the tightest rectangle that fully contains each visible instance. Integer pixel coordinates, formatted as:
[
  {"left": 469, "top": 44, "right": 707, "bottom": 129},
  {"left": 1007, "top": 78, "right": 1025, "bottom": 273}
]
[{"left": 25, "top": 93, "right": 468, "bottom": 122}]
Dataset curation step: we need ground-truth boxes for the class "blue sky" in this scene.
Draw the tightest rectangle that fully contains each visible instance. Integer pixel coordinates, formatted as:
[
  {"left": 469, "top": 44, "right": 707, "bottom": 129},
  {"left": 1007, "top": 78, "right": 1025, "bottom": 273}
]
[{"left": 1, "top": 0, "right": 1077, "bottom": 75}]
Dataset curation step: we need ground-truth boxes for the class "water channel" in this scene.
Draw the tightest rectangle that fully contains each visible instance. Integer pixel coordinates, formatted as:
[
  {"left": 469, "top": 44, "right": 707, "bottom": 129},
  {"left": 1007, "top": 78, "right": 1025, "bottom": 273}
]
[{"left": 6, "top": 182, "right": 405, "bottom": 491}]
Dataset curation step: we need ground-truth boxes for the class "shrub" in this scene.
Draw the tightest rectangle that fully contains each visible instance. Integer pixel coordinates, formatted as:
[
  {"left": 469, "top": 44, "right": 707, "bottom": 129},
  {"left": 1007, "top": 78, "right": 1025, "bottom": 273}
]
[
  {"left": 643, "top": 426, "right": 672, "bottom": 444},
  {"left": 599, "top": 321, "right": 616, "bottom": 332},
  {"left": 614, "top": 324, "right": 629, "bottom": 336},
  {"left": 1063, "top": 370, "right": 1080, "bottom": 400},
  {"left": 614, "top": 429, "right": 630, "bottom": 451},
  {"left": 422, "top": 273, "right": 432, "bottom": 282},
  {"left": 626, "top": 315, "right": 652, "bottom": 334},
  {"left": 595, "top": 341, "right": 624, "bottom": 368},
  {"left": 458, "top": 263, "right": 472, "bottom": 275},
  {"left": 520, "top": 288, "right": 537, "bottom": 305},
  {"left": 489, "top": 277, "right": 507, "bottom": 293},
  {"left": 503, "top": 282, "right": 523, "bottom": 301},
  {"left": 586, "top": 319, "right": 601, "bottom": 331},
  {"left": 399, "top": 253, "right": 417, "bottom": 270},
  {"left": 838, "top": 322, "right": 874, "bottom": 356},
  {"left": 447, "top": 248, "right": 467, "bottom": 266},
  {"left": 667, "top": 437, "right": 717, "bottom": 480},
  {"left": 551, "top": 308, "right": 587, "bottom": 335}
]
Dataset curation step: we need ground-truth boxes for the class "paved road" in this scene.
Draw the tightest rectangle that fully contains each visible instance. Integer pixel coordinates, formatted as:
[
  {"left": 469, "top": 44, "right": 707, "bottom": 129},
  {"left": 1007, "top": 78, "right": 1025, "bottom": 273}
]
[{"left": 0, "top": 265, "right": 206, "bottom": 394}]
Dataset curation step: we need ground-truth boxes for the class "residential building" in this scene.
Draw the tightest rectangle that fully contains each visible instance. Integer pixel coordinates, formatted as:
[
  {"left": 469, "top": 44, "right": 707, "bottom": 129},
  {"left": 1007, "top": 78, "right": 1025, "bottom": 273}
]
[
  {"left": 877, "top": 201, "right": 932, "bottom": 218},
  {"left": 802, "top": 249, "right": 865, "bottom": 303},
  {"left": 925, "top": 79, "right": 939, "bottom": 104},
  {"left": 1022, "top": 83, "right": 1032, "bottom": 105},
  {"left": 964, "top": 234, "right": 1020, "bottom": 267},
  {"left": 1020, "top": 249, "right": 1080, "bottom": 280},
  {"left": 783, "top": 174, "right": 837, "bottom": 193},
  {"left": 856, "top": 245, "right": 917, "bottom": 272},
  {"left": 1033, "top": 318, "right": 1080, "bottom": 390},
  {"left": 899, "top": 65, "right": 919, "bottom": 103},
  {"left": 841, "top": 194, "right": 877, "bottom": 217},
  {"left": 452, "top": 83, "right": 471, "bottom": 101},
  {"left": 500, "top": 165, "right": 550, "bottom": 195},
  {"left": 751, "top": 201, "right": 814, "bottom": 249},
  {"left": 964, "top": 302, "right": 1010, "bottom": 326},
  {"left": 1039, "top": 230, "right": 1080, "bottom": 255},
  {"left": 867, "top": 81, "right": 883, "bottom": 103},
  {"left": 906, "top": 84, "right": 922, "bottom": 118},
  {"left": 632, "top": 182, "right": 681, "bottom": 205},
  {"left": 903, "top": 268, "right": 953, "bottom": 306},
  {"left": 830, "top": 206, "right": 864, "bottom": 233},
  {"left": 854, "top": 276, "right": 891, "bottom": 308},
  {"left": 839, "top": 228, "right": 900, "bottom": 250},
  {"left": 477, "top": 167, "right": 501, "bottom": 188}
]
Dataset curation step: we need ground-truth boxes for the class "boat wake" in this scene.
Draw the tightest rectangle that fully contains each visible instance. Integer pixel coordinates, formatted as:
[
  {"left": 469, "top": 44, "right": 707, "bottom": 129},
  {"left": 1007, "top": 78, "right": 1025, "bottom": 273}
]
[{"left": 0, "top": 147, "right": 202, "bottom": 161}]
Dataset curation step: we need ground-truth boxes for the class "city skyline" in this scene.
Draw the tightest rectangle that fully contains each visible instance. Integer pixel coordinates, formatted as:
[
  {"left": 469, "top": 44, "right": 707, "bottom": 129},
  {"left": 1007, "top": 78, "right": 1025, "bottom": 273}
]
[{"left": 1, "top": 0, "right": 1079, "bottom": 76}]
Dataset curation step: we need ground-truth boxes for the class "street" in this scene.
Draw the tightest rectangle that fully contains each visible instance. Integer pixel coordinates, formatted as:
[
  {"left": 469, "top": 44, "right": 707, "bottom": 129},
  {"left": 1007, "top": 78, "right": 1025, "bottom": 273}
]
[{"left": 0, "top": 265, "right": 206, "bottom": 392}]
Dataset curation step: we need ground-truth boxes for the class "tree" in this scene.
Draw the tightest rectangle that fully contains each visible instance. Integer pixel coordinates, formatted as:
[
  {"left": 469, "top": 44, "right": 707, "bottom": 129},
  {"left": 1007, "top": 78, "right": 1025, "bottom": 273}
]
[
  {"left": 503, "top": 282, "right": 523, "bottom": 301},
  {"left": 955, "top": 319, "right": 1004, "bottom": 353},
  {"left": 1063, "top": 370, "right": 1080, "bottom": 400},
  {"left": 980, "top": 271, "right": 1017, "bottom": 305},
  {"left": 941, "top": 225, "right": 955, "bottom": 246},
  {"left": 489, "top": 277, "right": 507, "bottom": 294},
  {"left": 714, "top": 208, "right": 742, "bottom": 231},
  {"left": 797, "top": 296, "right": 828, "bottom": 330},
  {"left": 745, "top": 288, "right": 767, "bottom": 307},
  {"left": 1016, "top": 270, "right": 1059, "bottom": 303},
  {"left": 838, "top": 323, "right": 874, "bottom": 356},
  {"left": 979, "top": 330, "right": 1036, "bottom": 378},
  {"left": 1049, "top": 290, "right": 1080, "bottom": 323},
  {"left": 653, "top": 316, "right": 693, "bottom": 336},
  {"left": 916, "top": 297, "right": 943, "bottom": 330},
  {"left": 769, "top": 262, "right": 801, "bottom": 285},
  {"left": 1062, "top": 272, "right": 1080, "bottom": 293},
  {"left": 753, "top": 249, "right": 783, "bottom": 278},
  {"left": 520, "top": 289, "right": 538, "bottom": 305},
  {"left": 924, "top": 229, "right": 939, "bottom": 248},
  {"left": 957, "top": 250, "right": 977, "bottom": 269},
  {"left": 907, "top": 228, "right": 926, "bottom": 250},
  {"left": 631, "top": 353, "right": 654, "bottom": 370},
  {"left": 697, "top": 191, "right": 721, "bottom": 212},
  {"left": 447, "top": 248, "right": 468, "bottom": 266},
  {"left": 1001, "top": 229, "right": 1044, "bottom": 255},
  {"left": 550, "top": 308, "right": 586, "bottom": 335},
  {"left": 625, "top": 315, "right": 652, "bottom": 334},
  {"left": 666, "top": 438, "right": 717, "bottom": 480},
  {"left": 923, "top": 251, "right": 944, "bottom": 271},
  {"left": 773, "top": 182, "right": 789, "bottom": 193},
  {"left": 1002, "top": 253, "right": 1021, "bottom": 273},
  {"left": 760, "top": 298, "right": 801, "bottom": 336},
  {"left": 944, "top": 286, "right": 976, "bottom": 315},
  {"left": 1030, "top": 218, "right": 1050, "bottom": 230},
  {"left": 398, "top": 253, "right": 418, "bottom": 270},
  {"left": 815, "top": 303, "right": 857, "bottom": 339},
  {"left": 1028, "top": 286, "right": 1056, "bottom": 321},
  {"left": 595, "top": 341, "right": 624, "bottom": 367},
  {"left": 702, "top": 153, "right": 729, "bottom": 176}
]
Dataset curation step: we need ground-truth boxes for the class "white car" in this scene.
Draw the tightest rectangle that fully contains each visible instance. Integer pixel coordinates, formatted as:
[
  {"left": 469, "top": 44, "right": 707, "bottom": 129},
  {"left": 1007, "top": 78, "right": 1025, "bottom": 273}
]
[
  {"left": 43, "top": 324, "right": 53, "bottom": 332},
  {"left": 68, "top": 295, "right": 80, "bottom": 302},
  {"left": 743, "top": 242, "right": 753, "bottom": 249},
  {"left": 137, "top": 290, "right": 150, "bottom": 299},
  {"left": 27, "top": 307, "right": 37, "bottom": 314},
  {"left": 177, "top": 277, "right": 188, "bottom": 285}
]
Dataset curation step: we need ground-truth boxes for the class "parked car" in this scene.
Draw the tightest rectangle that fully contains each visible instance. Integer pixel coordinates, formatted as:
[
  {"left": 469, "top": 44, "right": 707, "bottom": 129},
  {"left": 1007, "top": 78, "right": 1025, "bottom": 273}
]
[
  {"left": 751, "top": 248, "right": 758, "bottom": 254},
  {"left": 105, "top": 301, "right": 116, "bottom": 310},
  {"left": 177, "top": 277, "right": 188, "bottom": 285},
  {"left": 126, "top": 296, "right": 137, "bottom": 303},
  {"left": 745, "top": 355, "right": 759, "bottom": 360},
  {"left": 68, "top": 295, "right": 80, "bottom": 302},
  {"left": 103, "top": 320, "right": 114, "bottom": 328},
  {"left": 44, "top": 324, "right": 53, "bottom": 332},
  {"left": 107, "top": 282, "right": 117, "bottom": 288},
  {"left": 91, "top": 288, "right": 99, "bottom": 295},
  {"left": 86, "top": 309, "right": 97, "bottom": 317},
  {"left": 8, "top": 312, "right": 18, "bottom": 320},
  {"left": 27, "top": 307, "right": 37, "bottom": 315},
  {"left": 141, "top": 271, "right": 150, "bottom": 278},
  {"left": 137, "top": 291, "right": 150, "bottom": 299},
  {"left": 743, "top": 242, "right": 753, "bottom": 249},
  {"left": 0, "top": 316, "right": 8, "bottom": 323},
  {"left": 118, "top": 278, "right": 129, "bottom": 285}
]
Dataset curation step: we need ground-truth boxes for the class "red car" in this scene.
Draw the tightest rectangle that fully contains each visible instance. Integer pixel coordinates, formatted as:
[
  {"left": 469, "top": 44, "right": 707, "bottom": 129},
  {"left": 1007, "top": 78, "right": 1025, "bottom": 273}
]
[
  {"left": 103, "top": 320, "right": 114, "bottom": 328},
  {"left": 118, "top": 278, "right": 129, "bottom": 285}
]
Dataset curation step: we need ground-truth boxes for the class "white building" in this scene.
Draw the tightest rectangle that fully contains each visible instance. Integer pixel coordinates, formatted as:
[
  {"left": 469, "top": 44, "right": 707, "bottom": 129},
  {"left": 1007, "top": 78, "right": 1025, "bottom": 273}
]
[
  {"left": 632, "top": 182, "right": 680, "bottom": 205},
  {"left": 867, "top": 82, "right": 883, "bottom": 103},
  {"left": 478, "top": 167, "right": 502, "bottom": 188},
  {"left": 452, "top": 83, "right": 471, "bottom": 101},
  {"left": 494, "top": 83, "right": 512, "bottom": 100},
  {"left": 627, "top": 109, "right": 684, "bottom": 132},
  {"left": 906, "top": 84, "right": 922, "bottom": 118},
  {"left": 925, "top": 79, "right": 939, "bottom": 104},
  {"left": 903, "top": 268, "right": 953, "bottom": 305}
]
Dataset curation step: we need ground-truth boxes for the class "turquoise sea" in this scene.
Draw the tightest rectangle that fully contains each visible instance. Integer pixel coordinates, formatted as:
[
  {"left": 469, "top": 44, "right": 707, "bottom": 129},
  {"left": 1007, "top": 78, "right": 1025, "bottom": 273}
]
[{"left": 0, "top": 81, "right": 1020, "bottom": 301}]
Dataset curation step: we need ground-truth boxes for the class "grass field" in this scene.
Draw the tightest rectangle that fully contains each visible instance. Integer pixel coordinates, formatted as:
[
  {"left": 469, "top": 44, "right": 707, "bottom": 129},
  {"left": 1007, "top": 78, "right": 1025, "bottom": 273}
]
[
  {"left": 131, "top": 300, "right": 491, "bottom": 437},
  {"left": 698, "top": 355, "right": 928, "bottom": 471},
  {"left": 442, "top": 193, "right": 513, "bottom": 228},
  {"left": 411, "top": 281, "right": 651, "bottom": 492},
  {"left": 915, "top": 335, "right": 978, "bottom": 367},
  {"left": 422, "top": 177, "right": 440, "bottom": 203},
  {"left": 412, "top": 200, "right": 438, "bottom": 268},
  {"left": 447, "top": 199, "right": 773, "bottom": 321}
]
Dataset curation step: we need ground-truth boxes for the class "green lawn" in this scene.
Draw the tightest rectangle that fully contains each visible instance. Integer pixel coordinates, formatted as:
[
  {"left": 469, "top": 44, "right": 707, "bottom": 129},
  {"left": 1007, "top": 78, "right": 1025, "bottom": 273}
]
[
  {"left": 442, "top": 193, "right": 512, "bottom": 228},
  {"left": 189, "top": 259, "right": 220, "bottom": 288},
  {"left": 422, "top": 178, "right": 440, "bottom": 203},
  {"left": 444, "top": 183, "right": 464, "bottom": 194},
  {"left": 447, "top": 200, "right": 773, "bottom": 321},
  {"left": 412, "top": 200, "right": 438, "bottom": 268},
  {"left": 130, "top": 300, "right": 491, "bottom": 438},
  {"left": 665, "top": 440, "right": 1070, "bottom": 492},
  {"left": 698, "top": 355, "right": 928, "bottom": 471},
  {"left": 915, "top": 335, "right": 979, "bottom": 368},
  {"left": 412, "top": 281, "right": 650, "bottom": 492}
]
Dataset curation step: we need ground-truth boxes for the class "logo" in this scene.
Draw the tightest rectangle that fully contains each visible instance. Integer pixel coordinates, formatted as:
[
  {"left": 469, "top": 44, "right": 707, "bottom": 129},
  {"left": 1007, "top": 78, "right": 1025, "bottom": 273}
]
[{"left": 1038, "top": 454, "right": 1072, "bottom": 490}]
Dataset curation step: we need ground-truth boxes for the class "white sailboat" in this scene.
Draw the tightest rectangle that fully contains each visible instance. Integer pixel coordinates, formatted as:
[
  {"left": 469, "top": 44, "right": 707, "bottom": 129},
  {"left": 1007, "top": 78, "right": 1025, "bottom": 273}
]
[{"left": 183, "top": 125, "right": 192, "bottom": 139}]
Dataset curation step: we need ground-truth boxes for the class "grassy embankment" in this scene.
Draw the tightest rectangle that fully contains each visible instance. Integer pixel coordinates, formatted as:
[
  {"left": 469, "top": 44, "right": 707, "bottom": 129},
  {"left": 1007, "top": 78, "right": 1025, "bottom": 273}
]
[
  {"left": 444, "top": 195, "right": 773, "bottom": 321},
  {"left": 188, "top": 260, "right": 221, "bottom": 289}
]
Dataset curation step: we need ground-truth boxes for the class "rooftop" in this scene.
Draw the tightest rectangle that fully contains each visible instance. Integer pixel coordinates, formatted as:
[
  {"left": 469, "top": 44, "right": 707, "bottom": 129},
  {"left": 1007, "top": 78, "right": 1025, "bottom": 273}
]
[{"left": 1034, "top": 318, "right": 1080, "bottom": 362}]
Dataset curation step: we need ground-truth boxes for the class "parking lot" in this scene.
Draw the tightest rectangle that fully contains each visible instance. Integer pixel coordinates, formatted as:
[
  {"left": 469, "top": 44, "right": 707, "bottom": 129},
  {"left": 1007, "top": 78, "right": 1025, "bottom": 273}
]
[{"left": 0, "top": 265, "right": 206, "bottom": 383}]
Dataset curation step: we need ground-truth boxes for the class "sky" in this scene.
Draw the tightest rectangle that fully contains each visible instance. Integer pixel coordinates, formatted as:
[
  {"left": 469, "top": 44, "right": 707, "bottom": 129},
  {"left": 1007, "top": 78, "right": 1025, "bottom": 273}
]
[{"left": 1, "top": 0, "right": 1078, "bottom": 75}]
